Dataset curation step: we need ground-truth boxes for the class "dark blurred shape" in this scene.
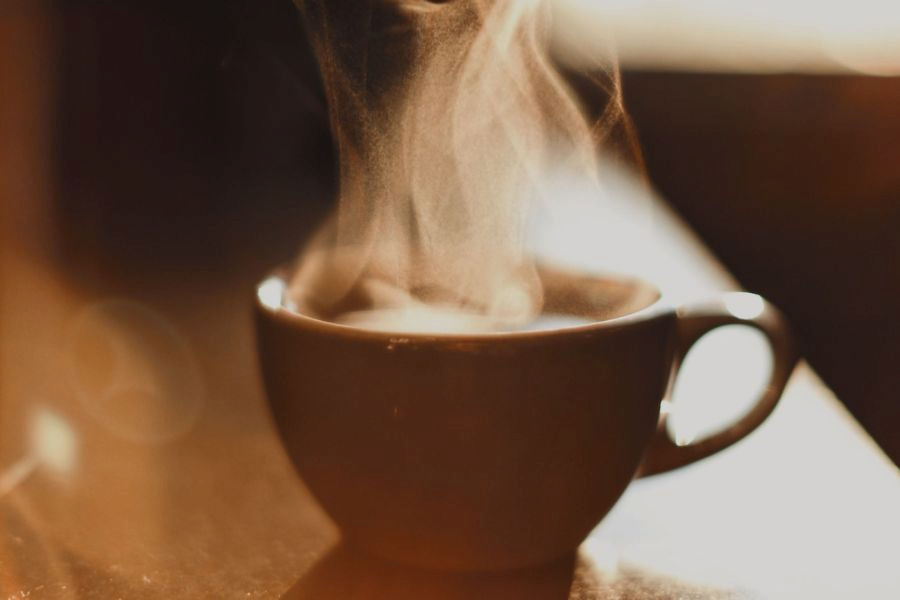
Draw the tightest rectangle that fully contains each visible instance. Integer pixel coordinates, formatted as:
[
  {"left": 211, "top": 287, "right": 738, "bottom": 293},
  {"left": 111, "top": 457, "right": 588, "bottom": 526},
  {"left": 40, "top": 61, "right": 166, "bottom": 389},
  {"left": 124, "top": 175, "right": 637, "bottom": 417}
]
[
  {"left": 623, "top": 72, "right": 900, "bottom": 464},
  {"left": 54, "top": 0, "right": 333, "bottom": 290}
]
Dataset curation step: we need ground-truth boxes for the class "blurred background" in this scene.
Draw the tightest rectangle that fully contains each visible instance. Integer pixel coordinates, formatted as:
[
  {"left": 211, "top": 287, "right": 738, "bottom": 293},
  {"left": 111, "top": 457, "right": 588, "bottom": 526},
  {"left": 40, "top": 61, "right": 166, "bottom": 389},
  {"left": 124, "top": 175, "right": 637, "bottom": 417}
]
[{"left": 2, "top": 0, "right": 897, "bottom": 472}]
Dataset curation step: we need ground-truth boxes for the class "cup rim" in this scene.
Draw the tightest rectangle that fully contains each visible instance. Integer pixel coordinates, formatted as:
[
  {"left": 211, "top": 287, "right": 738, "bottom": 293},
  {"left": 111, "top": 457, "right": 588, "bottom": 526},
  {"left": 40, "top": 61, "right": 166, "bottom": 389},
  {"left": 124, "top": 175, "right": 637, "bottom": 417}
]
[{"left": 255, "top": 265, "right": 673, "bottom": 342}]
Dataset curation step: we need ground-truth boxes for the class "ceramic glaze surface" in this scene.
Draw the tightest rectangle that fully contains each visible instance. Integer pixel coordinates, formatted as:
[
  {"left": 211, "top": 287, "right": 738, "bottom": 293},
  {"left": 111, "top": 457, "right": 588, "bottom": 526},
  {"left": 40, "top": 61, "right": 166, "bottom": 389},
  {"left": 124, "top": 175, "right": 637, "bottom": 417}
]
[{"left": 256, "top": 268, "right": 796, "bottom": 570}]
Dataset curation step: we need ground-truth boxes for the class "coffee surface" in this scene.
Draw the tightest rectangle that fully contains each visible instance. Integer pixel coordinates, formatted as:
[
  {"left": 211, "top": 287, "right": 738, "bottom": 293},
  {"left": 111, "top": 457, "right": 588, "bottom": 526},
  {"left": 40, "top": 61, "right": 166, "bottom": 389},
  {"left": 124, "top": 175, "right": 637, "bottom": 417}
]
[
  {"left": 333, "top": 307, "right": 594, "bottom": 334},
  {"left": 274, "top": 263, "right": 661, "bottom": 335},
  {"left": 326, "top": 275, "right": 659, "bottom": 334}
]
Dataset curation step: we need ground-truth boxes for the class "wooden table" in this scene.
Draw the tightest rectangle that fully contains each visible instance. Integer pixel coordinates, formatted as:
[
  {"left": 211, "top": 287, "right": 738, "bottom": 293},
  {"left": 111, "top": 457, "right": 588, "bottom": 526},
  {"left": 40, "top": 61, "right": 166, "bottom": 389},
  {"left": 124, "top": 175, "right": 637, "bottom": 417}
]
[{"left": 2, "top": 8, "right": 898, "bottom": 600}]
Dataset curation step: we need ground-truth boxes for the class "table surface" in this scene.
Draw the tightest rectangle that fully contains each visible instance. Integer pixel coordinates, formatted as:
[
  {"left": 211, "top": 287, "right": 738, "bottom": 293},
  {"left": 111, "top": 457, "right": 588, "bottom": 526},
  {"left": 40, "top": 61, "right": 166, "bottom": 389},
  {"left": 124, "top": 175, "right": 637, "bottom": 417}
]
[
  {"left": 2, "top": 10, "right": 899, "bottom": 600},
  {"left": 3, "top": 186, "right": 899, "bottom": 600}
]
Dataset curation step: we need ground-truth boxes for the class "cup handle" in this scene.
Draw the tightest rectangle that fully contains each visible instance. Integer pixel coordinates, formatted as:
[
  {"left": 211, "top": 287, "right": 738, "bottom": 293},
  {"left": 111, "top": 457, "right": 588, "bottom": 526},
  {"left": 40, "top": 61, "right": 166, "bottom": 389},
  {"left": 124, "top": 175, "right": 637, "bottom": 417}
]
[{"left": 638, "top": 292, "right": 799, "bottom": 477}]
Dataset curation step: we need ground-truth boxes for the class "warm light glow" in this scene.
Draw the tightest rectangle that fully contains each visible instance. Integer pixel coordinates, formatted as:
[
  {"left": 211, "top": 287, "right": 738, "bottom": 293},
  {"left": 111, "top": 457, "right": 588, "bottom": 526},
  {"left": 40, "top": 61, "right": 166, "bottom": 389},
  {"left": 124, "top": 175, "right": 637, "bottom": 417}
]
[
  {"left": 553, "top": 0, "right": 900, "bottom": 74},
  {"left": 258, "top": 277, "right": 285, "bottom": 310},
  {"left": 0, "top": 408, "right": 78, "bottom": 496},
  {"left": 724, "top": 293, "right": 766, "bottom": 321},
  {"left": 31, "top": 408, "right": 78, "bottom": 474}
]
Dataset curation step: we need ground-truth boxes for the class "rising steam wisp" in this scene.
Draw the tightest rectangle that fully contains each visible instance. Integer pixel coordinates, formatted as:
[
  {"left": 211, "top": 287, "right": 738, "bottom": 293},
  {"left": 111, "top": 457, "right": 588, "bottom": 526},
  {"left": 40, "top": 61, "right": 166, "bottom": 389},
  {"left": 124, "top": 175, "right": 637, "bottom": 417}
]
[{"left": 289, "top": 0, "right": 631, "bottom": 333}]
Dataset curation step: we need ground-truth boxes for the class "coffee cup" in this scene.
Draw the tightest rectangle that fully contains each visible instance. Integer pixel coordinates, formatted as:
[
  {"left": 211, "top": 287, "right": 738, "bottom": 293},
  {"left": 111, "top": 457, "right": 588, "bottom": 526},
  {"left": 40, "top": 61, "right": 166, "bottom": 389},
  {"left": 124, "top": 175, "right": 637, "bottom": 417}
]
[{"left": 255, "top": 265, "right": 797, "bottom": 571}]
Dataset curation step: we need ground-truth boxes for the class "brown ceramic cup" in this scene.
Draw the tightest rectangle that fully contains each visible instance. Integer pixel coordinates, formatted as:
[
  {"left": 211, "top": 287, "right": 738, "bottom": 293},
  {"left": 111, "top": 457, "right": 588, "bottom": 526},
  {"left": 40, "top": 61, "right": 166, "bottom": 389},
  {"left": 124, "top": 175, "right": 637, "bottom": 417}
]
[{"left": 255, "top": 266, "right": 797, "bottom": 571}]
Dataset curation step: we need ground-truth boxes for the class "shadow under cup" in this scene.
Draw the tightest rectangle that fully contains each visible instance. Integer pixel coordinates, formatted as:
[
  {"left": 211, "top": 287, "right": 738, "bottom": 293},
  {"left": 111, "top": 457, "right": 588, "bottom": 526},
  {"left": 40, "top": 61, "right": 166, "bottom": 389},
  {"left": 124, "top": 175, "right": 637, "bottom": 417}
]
[{"left": 255, "top": 266, "right": 797, "bottom": 572}]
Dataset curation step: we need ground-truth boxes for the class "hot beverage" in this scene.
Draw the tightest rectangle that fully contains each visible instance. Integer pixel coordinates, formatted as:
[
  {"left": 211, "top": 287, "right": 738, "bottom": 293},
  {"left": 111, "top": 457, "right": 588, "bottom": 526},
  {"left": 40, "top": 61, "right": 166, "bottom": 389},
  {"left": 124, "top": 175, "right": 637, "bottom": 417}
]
[
  {"left": 255, "top": 266, "right": 797, "bottom": 571},
  {"left": 257, "top": 0, "right": 799, "bottom": 573},
  {"left": 334, "top": 309, "right": 595, "bottom": 334}
]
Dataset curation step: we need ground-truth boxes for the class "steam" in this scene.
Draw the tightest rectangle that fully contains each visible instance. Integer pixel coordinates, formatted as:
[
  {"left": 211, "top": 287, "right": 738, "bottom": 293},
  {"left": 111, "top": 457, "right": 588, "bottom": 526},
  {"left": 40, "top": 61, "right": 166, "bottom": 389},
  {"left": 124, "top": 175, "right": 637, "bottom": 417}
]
[{"left": 290, "top": 0, "right": 629, "bottom": 331}]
